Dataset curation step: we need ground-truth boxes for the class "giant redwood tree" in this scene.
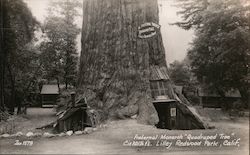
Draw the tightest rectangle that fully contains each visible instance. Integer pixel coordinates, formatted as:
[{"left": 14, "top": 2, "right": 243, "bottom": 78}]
[
  {"left": 78, "top": 0, "right": 167, "bottom": 125},
  {"left": 78, "top": 0, "right": 205, "bottom": 126}
]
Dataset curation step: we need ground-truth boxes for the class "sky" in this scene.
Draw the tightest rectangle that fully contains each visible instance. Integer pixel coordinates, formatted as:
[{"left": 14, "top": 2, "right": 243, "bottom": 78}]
[{"left": 24, "top": 0, "right": 194, "bottom": 64}]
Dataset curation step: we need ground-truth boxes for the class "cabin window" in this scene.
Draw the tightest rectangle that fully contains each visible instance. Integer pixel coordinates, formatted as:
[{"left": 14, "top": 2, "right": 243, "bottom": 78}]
[
  {"left": 159, "top": 81, "right": 164, "bottom": 89},
  {"left": 43, "top": 95, "right": 55, "bottom": 101},
  {"left": 163, "top": 82, "right": 168, "bottom": 88},
  {"left": 150, "top": 81, "right": 169, "bottom": 98}
]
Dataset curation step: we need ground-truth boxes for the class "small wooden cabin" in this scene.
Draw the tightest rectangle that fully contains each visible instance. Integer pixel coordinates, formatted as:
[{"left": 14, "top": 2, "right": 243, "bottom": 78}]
[
  {"left": 153, "top": 98, "right": 205, "bottom": 130},
  {"left": 198, "top": 87, "right": 241, "bottom": 108},
  {"left": 150, "top": 66, "right": 206, "bottom": 130},
  {"left": 57, "top": 106, "right": 90, "bottom": 132},
  {"left": 40, "top": 85, "right": 59, "bottom": 108},
  {"left": 153, "top": 98, "right": 177, "bottom": 129},
  {"left": 56, "top": 96, "right": 94, "bottom": 132}
]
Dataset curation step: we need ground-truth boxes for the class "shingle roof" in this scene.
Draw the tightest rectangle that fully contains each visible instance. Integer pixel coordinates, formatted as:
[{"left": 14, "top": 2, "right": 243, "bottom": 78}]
[
  {"left": 59, "top": 107, "right": 86, "bottom": 121},
  {"left": 40, "top": 85, "right": 59, "bottom": 95},
  {"left": 150, "top": 65, "right": 170, "bottom": 81}
]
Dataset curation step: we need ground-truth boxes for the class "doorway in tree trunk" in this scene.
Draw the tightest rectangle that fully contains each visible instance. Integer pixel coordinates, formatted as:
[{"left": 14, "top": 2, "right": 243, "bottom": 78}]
[
  {"left": 153, "top": 99, "right": 206, "bottom": 130},
  {"left": 153, "top": 100, "right": 177, "bottom": 129}
]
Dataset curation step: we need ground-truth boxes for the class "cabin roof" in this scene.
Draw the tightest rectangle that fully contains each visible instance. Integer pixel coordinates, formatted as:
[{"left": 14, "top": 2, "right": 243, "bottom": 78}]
[
  {"left": 58, "top": 95, "right": 88, "bottom": 121},
  {"left": 41, "top": 85, "right": 59, "bottom": 95},
  {"left": 198, "top": 87, "right": 241, "bottom": 98},
  {"left": 150, "top": 65, "right": 170, "bottom": 81},
  {"left": 58, "top": 107, "right": 87, "bottom": 121}
]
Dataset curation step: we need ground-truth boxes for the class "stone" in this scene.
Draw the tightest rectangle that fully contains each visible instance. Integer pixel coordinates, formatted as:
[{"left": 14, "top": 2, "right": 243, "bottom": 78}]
[
  {"left": 26, "top": 132, "right": 34, "bottom": 137},
  {"left": 84, "top": 127, "right": 93, "bottom": 134},
  {"left": 58, "top": 133, "right": 66, "bottom": 137},
  {"left": 43, "top": 132, "right": 55, "bottom": 138},
  {"left": 15, "top": 132, "right": 23, "bottom": 137},
  {"left": 1, "top": 134, "right": 10, "bottom": 138},
  {"left": 33, "top": 133, "right": 42, "bottom": 137},
  {"left": 66, "top": 130, "right": 73, "bottom": 136},
  {"left": 131, "top": 114, "right": 137, "bottom": 119},
  {"left": 74, "top": 131, "right": 83, "bottom": 135}
]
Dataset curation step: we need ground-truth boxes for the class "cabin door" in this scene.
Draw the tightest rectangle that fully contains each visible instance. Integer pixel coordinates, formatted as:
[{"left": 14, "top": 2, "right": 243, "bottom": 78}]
[{"left": 153, "top": 102, "right": 177, "bottom": 129}]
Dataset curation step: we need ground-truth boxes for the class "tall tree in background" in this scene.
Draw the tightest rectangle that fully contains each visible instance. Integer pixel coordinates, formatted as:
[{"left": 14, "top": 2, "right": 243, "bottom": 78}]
[
  {"left": 169, "top": 59, "right": 200, "bottom": 104},
  {"left": 175, "top": 0, "right": 250, "bottom": 107},
  {"left": 41, "top": 0, "right": 81, "bottom": 89},
  {"left": 0, "top": 0, "right": 39, "bottom": 114},
  {"left": 0, "top": 0, "right": 5, "bottom": 112},
  {"left": 169, "top": 60, "right": 191, "bottom": 86}
]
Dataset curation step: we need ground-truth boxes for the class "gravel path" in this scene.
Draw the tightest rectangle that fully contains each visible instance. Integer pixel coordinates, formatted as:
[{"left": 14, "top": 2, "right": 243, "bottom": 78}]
[{"left": 0, "top": 108, "right": 249, "bottom": 155}]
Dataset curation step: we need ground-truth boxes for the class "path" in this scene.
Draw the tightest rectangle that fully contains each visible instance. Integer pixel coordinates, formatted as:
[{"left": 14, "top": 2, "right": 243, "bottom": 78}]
[{"left": 0, "top": 108, "right": 249, "bottom": 154}]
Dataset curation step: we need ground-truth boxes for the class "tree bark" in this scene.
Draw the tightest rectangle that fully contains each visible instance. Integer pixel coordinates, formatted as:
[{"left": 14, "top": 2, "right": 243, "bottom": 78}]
[
  {"left": 0, "top": 0, "right": 6, "bottom": 111},
  {"left": 7, "top": 63, "right": 15, "bottom": 114},
  {"left": 78, "top": 0, "right": 167, "bottom": 125}
]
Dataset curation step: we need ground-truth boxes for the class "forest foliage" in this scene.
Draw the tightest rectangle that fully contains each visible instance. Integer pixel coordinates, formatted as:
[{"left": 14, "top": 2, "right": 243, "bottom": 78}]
[
  {"left": 40, "top": 0, "right": 82, "bottom": 89},
  {"left": 0, "top": 0, "right": 39, "bottom": 115},
  {"left": 0, "top": 0, "right": 82, "bottom": 118},
  {"left": 175, "top": 0, "right": 250, "bottom": 107}
]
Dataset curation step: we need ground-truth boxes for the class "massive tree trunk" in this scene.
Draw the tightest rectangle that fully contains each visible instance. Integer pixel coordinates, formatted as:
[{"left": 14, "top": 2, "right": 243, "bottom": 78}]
[
  {"left": 0, "top": 0, "right": 6, "bottom": 112},
  {"left": 78, "top": 0, "right": 193, "bottom": 126},
  {"left": 7, "top": 63, "right": 15, "bottom": 114}
]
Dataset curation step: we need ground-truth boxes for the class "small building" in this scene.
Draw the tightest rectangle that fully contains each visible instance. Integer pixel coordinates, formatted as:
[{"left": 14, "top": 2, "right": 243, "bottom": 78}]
[
  {"left": 152, "top": 97, "right": 177, "bottom": 129},
  {"left": 150, "top": 66, "right": 206, "bottom": 130},
  {"left": 40, "top": 85, "right": 59, "bottom": 108},
  {"left": 56, "top": 96, "right": 94, "bottom": 132},
  {"left": 152, "top": 97, "right": 205, "bottom": 130},
  {"left": 57, "top": 105, "right": 90, "bottom": 132},
  {"left": 198, "top": 87, "right": 241, "bottom": 108}
]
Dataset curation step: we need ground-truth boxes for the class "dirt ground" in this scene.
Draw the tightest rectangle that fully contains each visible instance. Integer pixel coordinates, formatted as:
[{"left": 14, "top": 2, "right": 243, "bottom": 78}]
[
  {"left": 0, "top": 108, "right": 57, "bottom": 134},
  {"left": 0, "top": 107, "right": 249, "bottom": 155}
]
